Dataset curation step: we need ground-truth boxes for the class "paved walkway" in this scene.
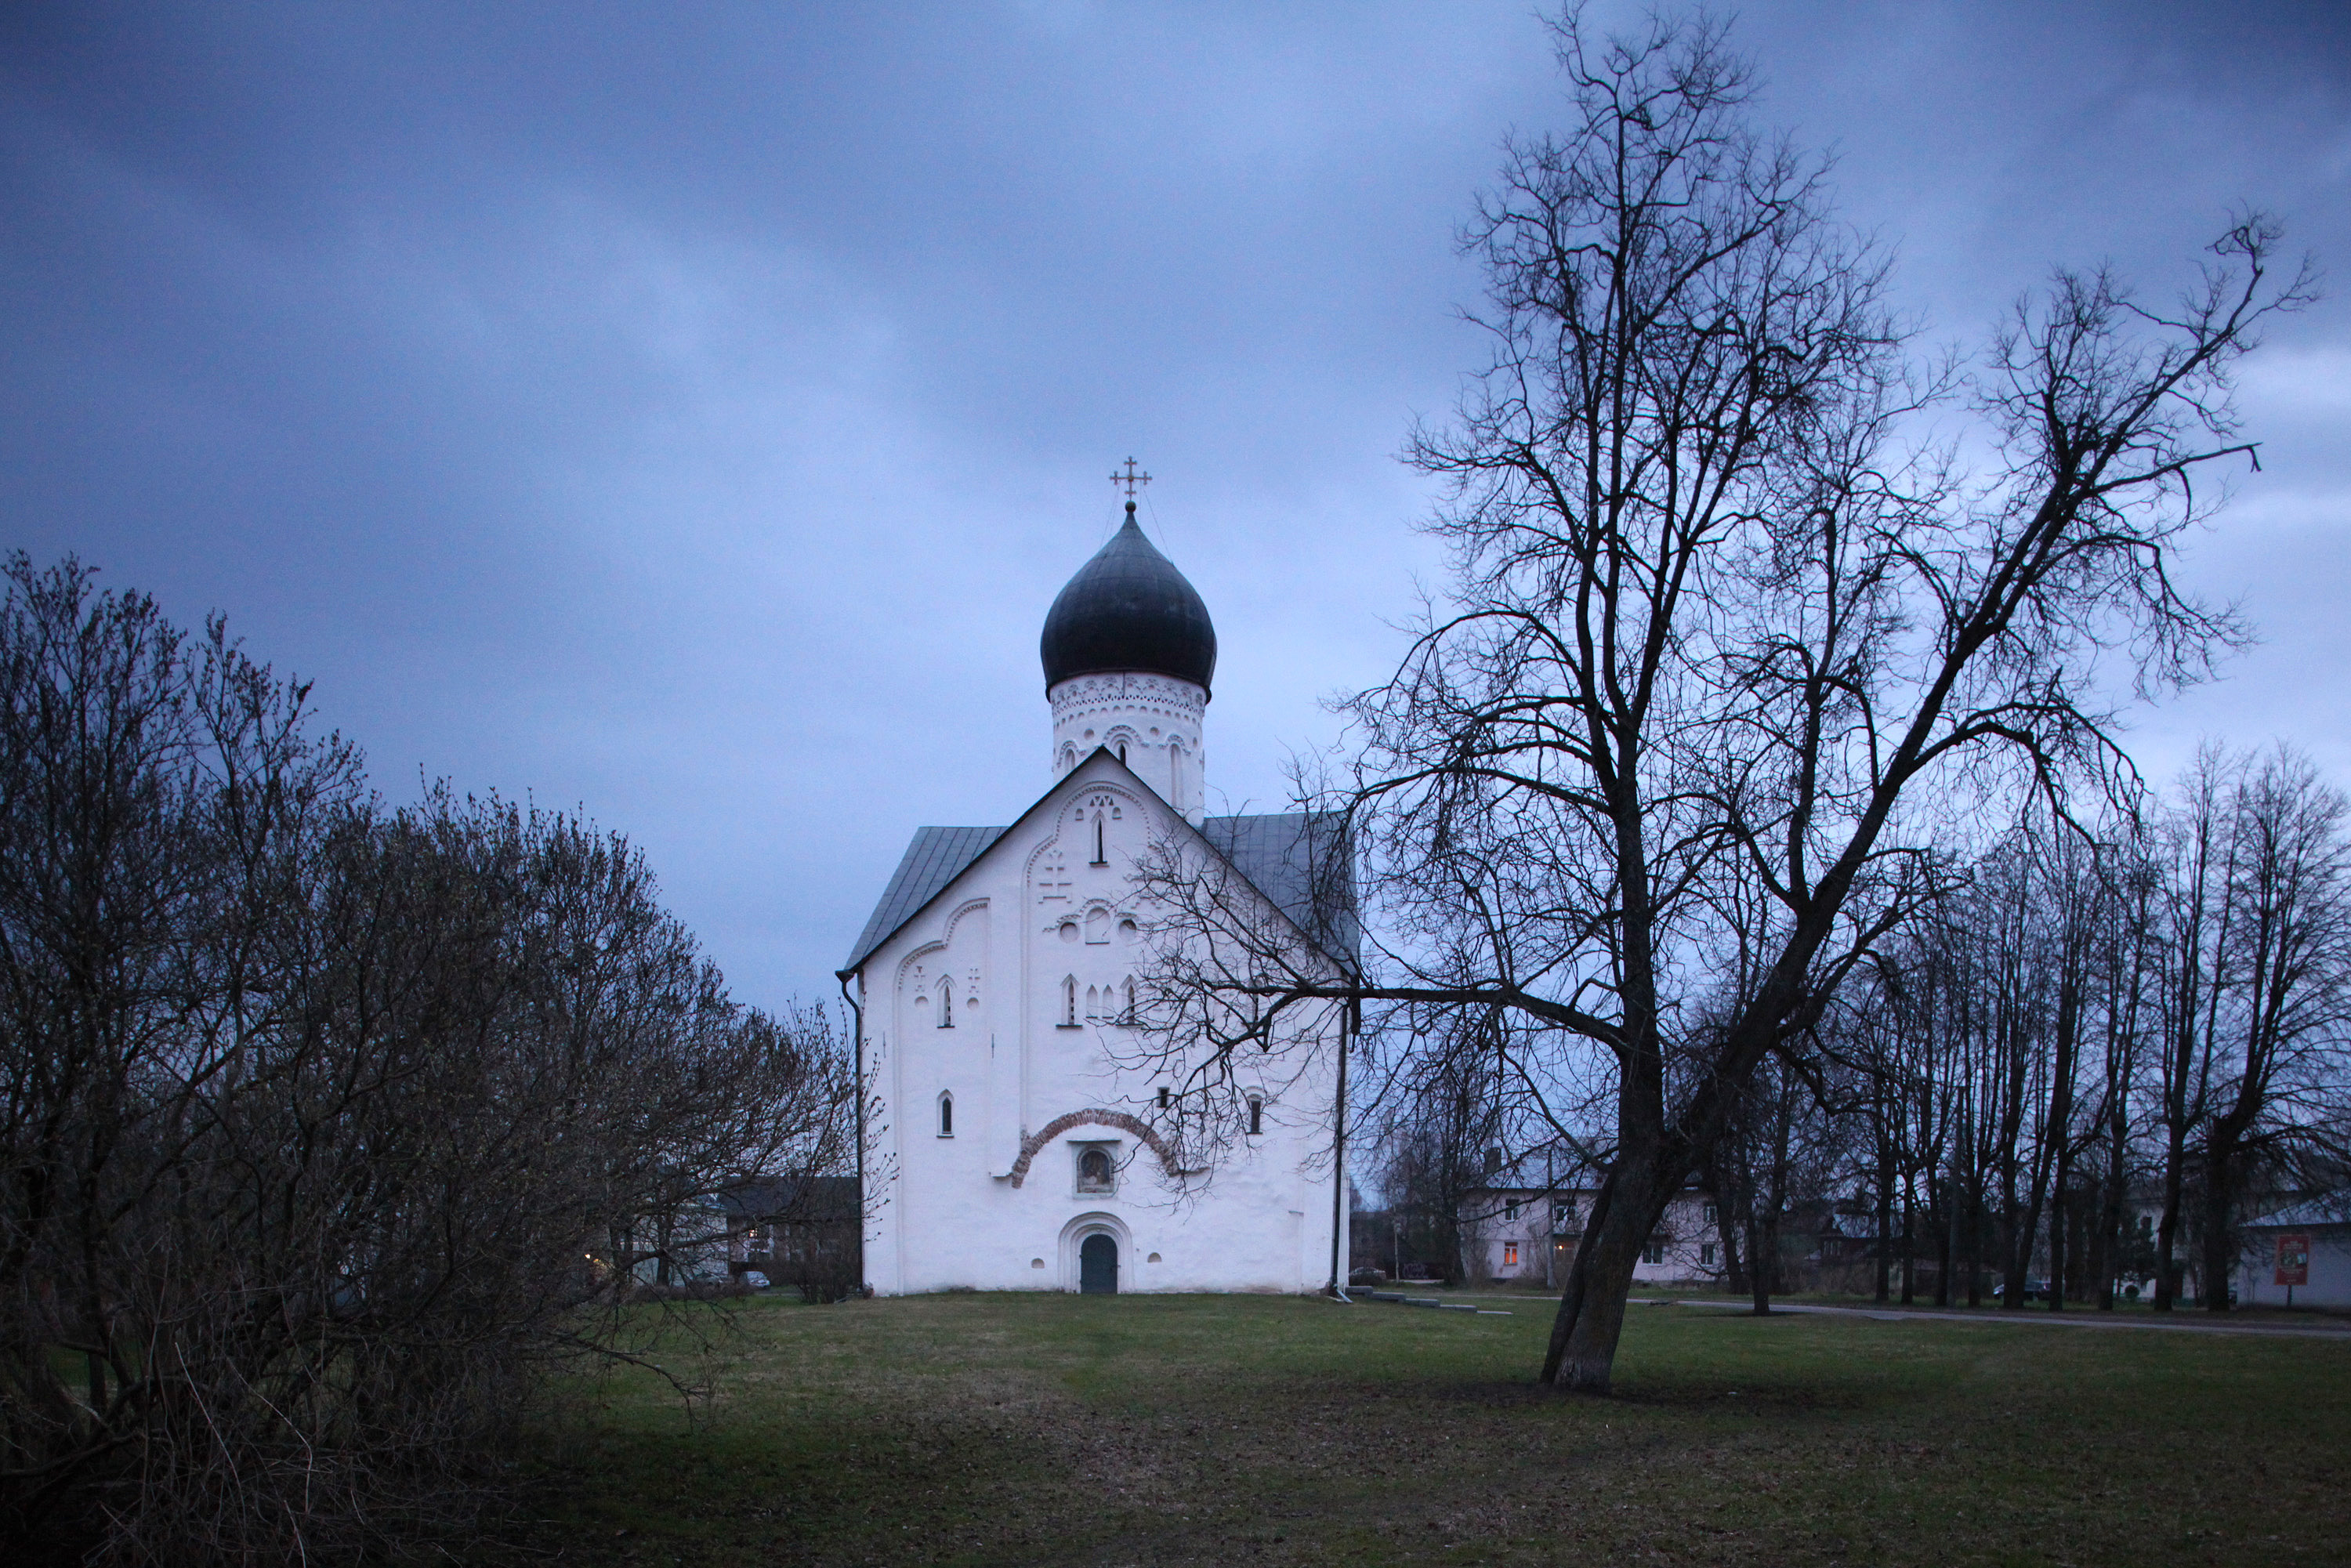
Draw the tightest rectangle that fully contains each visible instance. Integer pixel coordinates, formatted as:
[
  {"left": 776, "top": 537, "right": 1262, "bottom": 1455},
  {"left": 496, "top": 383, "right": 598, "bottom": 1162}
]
[
  {"left": 1396, "top": 1288, "right": 2351, "bottom": 1338},
  {"left": 1650, "top": 1296, "right": 2351, "bottom": 1340},
  {"left": 1444, "top": 1291, "right": 2351, "bottom": 1339}
]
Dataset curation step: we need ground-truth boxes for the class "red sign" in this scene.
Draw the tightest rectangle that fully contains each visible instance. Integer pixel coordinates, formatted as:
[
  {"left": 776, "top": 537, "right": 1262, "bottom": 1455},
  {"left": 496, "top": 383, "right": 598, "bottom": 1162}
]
[{"left": 2275, "top": 1234, "right": 2311, "bottom": 1288}]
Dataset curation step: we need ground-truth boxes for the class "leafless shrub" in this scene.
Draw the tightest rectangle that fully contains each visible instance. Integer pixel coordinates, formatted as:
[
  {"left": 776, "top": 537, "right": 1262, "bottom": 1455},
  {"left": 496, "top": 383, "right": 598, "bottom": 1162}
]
[{"left": 0, "top": 556, "right": 850, "bottom": 1563}]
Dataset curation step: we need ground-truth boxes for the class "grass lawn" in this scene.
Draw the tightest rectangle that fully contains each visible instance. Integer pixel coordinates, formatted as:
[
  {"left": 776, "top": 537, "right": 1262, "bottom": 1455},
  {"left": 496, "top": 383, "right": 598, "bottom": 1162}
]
[{"left": 512, "top": 1291, "right": 2351, "bottom": 1566}]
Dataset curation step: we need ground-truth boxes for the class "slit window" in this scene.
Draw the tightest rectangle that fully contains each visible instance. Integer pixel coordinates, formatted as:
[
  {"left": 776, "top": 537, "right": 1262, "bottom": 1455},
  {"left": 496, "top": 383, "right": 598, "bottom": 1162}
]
[
  {"left": 937, "top": 1092, "right": 953, "bottom": 1137},
  {"left": 1247, "top": 1098, "right": 1263, "bottom": 1136},
  {"left": 1092, "top": 814, "right": 1107, "bottom": 865},
  {"left": 1156, "top": 1085, "right": 1171, "bottom": 1110}
]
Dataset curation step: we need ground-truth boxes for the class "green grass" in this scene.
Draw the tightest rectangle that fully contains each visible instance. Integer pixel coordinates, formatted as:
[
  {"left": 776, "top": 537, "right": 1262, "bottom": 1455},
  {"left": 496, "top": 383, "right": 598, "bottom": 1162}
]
[{"left": 509, "top": 1291, "right": 2351, "bottom": 1566}]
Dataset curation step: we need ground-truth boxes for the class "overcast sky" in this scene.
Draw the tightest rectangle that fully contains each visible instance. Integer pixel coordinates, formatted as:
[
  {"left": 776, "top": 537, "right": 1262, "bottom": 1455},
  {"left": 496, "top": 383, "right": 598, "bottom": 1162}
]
[{"left": 3, "top": 2, "right": 2347, "bottom": 1011}]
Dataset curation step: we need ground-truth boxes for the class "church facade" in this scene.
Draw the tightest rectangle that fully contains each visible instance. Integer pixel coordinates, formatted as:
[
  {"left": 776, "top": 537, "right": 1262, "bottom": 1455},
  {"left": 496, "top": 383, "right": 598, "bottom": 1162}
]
[{"left": 839, "top": 499, "right": 1352, "bottom": 1295}]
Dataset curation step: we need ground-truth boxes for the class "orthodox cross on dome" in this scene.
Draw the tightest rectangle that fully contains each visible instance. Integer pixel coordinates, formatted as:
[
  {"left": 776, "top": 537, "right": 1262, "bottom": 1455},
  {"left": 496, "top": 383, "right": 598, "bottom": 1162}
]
[{"left": 1109, "top": 457, "right": 1153, "bottom": 502}]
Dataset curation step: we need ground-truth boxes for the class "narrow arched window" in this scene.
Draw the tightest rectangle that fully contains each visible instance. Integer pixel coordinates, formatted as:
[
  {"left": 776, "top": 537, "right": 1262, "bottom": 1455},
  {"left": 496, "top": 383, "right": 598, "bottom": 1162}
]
[
  {"left": 1061, "top": 976, "right": 1078, "bottom": 1027},
  {"left": 940, "top": 976, "right": 953, "bottom": 1028},
  {"left": 1123, "top": 976, "right": 1136, "bottom": 1023},
  {"left": 1092, "top": 813, "right": 1107, "bottom": 866},
  {"left": 1248, "top": 1098, "right": 1264, "bottom": 1136},
  {"left": 938, "top": 1092, "right": 954, "bottom": 1137},
  {"left": 1117, "top": 741, "right": 1128, "bottom": 764},
  {"left": 1085, "top": 984, "right": 1099, "bottom": 1021}
]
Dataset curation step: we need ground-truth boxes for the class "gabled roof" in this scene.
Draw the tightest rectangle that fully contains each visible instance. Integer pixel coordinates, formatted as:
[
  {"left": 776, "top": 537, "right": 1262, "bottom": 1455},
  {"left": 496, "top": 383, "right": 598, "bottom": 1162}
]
[
  {"left": 841, "top": 825, "right": 1005, "bottom": 974},
  {"left": 2244, "top": 1197, "right": 2351, "bottom": 1229},
  {"left": 839, "top": 751, "right": 1359, "bottom": 977},
  {"left": 1200, "top": 810, "right": 1358, "bottom": 971}
]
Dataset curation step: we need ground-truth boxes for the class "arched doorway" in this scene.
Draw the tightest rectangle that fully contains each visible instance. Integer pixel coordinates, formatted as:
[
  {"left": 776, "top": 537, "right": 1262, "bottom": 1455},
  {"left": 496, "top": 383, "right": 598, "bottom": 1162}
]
[{"left": 1079, "top": 1233, "right": 1119, "bottom": 1295}]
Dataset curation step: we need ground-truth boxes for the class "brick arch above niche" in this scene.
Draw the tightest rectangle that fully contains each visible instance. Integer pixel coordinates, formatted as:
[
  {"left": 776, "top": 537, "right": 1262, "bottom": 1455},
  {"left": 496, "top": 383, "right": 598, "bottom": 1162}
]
[{"left": 1005, "top": 1109, "right": 1184, "bottom": 1189}]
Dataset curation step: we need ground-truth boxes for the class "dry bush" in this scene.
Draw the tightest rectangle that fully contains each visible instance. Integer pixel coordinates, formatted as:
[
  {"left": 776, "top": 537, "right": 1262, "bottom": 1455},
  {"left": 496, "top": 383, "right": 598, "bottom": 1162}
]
[{"left": 0, "top": 557, "right": 850, "bottom": 1563}]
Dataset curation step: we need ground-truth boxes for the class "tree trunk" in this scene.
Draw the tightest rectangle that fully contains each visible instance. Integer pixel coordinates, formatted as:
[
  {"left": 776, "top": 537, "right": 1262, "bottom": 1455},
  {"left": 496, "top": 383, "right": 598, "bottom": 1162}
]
[
  {"left": 1997, "top": 1054, "right": 2031, "bottom": 1309},
  {"left": 2041, "top": 958, "right": 2082, "bottom": 1312},
  {"left": 1701, "top": 1149, "right": 1748, "bottom": 1295},
  {"left": 1541, "top": 1157, "right": 1670, "bottom": 1392},
  {"left": 2046, "top": 1161, "right": 2067, "bottom": 1312},
  {"left": 2154, "top": 1137, "right": 2186, "bottom": 1311},
  {"left": 1874, "top": 1143, "right": 1894, "bottom": 1305},
  {"left": 2098, "top": 1087, "right": 2132, "bottom": 1311},
  {"left": 1716, "top": 1202, "right": 1748, "bottom": 1295},
  {"left": 2009, "top": 1171, "right": 2049, "bottom": 1312},
  {"left": 1935, "top": 1174, "right": 1955, "bottom": 1307},
  {"left": 1900, "top": 1181, "right": 1916, "bottom": 1305},
  {"left": 1965, "top": 1180, "right": 1984, "bottom": 1308},
  {"left": 2089, "top": 1170, "right": 2114, "bottom": 1310},
  {"left": 2200, "top": 1148, "right": 2238, "bottom": 1314}
]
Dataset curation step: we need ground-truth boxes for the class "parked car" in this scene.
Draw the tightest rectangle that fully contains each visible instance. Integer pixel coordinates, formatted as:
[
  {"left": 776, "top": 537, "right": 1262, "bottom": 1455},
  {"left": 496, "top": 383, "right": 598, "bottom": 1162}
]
[{"left": 1991, "top": 1277, "right": 2051, "bottom": 1302}]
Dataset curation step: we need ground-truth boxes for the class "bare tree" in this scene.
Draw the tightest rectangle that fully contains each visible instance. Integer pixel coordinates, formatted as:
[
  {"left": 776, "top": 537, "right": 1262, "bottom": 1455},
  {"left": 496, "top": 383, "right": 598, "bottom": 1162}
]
[
  {"left": 2085, "top": 842, "right": 2161, "bottom": 1309},
  {"left": 2152, "top": 746, "right": 2233, "bottom": 1306},
  {"left": 0, "top": 558, "right": 853, "bottom": 1562},
  {"left": 1708, "top": 1053, "right": 1831, "bottom": 1313},
  {"left": 1369, "top": 1012, "right": 1513, "bottom": 1283},
  {"left": 2148, "top": 745, "right": 2351, "bottom": 1311},
  {"left": 1135, "top": 6, "right": 2306, "bottom": 1391}
]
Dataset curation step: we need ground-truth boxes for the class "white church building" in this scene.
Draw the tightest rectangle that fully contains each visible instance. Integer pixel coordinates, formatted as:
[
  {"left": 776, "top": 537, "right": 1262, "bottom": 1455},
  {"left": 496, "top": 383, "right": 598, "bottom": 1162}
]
[{"left": 838, "top": 497, "right": 1353, "bottom": 1296}]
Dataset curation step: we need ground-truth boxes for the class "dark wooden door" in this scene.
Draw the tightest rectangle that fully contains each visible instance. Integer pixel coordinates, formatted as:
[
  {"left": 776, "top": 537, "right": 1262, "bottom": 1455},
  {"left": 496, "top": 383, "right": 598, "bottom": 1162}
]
[{"left": 1079, "top": 1234, "right": 1118, "bottom": 1295}]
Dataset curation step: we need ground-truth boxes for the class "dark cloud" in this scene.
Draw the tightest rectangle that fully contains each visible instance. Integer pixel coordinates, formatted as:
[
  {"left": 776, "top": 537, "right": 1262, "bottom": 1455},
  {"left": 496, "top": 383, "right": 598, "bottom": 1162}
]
[{"left": 2, "top": 1, "right": 2346, "bottom": 1005}]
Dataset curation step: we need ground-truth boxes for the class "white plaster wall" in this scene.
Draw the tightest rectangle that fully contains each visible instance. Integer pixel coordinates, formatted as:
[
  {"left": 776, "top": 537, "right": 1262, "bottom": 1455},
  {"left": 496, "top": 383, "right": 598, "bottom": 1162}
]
[
  {"left": 2236, "top": 1229, "right": 2351, "bottom": 1309},
  {"left": 1461, "top": 1191, "right": 1719, "bottom": 1287},
  {"left": 860, "top": 751, "right": 1343, "bottom": 1295},
  {"left": 1049, "top": 673, "right": 1207, "bottom": 824}
]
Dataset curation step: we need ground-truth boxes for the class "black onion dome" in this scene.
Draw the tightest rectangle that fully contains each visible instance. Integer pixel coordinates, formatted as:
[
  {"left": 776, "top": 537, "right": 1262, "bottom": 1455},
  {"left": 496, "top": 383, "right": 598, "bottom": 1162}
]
[{"left": 1040, "top": 503, "right": 1217, "bottom": 694}]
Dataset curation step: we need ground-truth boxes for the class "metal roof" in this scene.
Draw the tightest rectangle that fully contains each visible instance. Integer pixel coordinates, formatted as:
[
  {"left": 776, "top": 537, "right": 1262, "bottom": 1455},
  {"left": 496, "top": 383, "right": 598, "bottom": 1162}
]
[
  {"left": 840, "top": 824, "right": 1005, "bottom": 973},
  {"left": 2244, "top": 1197, "right": 2351, "bottom": 1229},
  {"left": 1039, "top": 505, "right": 1217, "bottom": 693},
  {"left": 842, "top": 806, "right": 1357, "bottom": 978},
  {"left": 1199, "top": 810, "right": 1358, "bottom": 969}
]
